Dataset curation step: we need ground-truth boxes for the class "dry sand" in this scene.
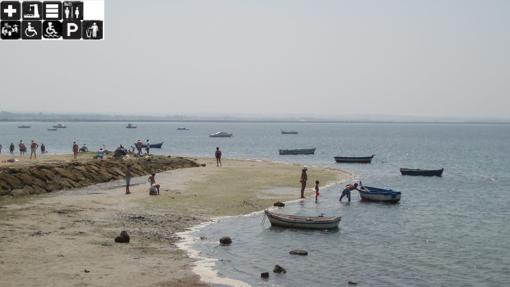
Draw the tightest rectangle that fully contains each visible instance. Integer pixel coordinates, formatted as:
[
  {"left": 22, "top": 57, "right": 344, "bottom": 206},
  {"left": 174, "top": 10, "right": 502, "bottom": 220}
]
[{"left": 0, "top": 157, "right": 350, "bottom": 287}]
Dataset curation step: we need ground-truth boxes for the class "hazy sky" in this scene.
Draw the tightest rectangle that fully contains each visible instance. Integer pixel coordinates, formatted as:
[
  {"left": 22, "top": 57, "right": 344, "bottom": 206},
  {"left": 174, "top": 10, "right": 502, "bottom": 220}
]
[{"left": 1, "top": 0, "right": 509, "bottom": 119}]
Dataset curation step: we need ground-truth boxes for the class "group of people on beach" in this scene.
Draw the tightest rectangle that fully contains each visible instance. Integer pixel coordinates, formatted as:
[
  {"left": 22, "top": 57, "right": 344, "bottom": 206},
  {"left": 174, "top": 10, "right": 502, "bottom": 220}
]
[
  {"left": 134, "top": 139, "right": 151, "bottom": 156},
  {"left": 299, "top": 165, "right": 362, "bottom": 203},
  {"left": 0, "top": 140, "right": 47, "bottom": 159}
]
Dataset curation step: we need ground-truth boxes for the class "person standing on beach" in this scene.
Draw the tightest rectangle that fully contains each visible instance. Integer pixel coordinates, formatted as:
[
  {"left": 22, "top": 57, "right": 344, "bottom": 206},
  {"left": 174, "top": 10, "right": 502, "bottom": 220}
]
[
  {"left": 19, "top": 140, "right": 26, "bottom": 157},
  {"left": 72, "top": 141, "right": 79, "bottom": 160},
  {"left": 40, "top": 143, "right": 46, "bottom": 154},
  {"left": 314, "top": 180, "right": 320, "bottom": 203},
  {"left": 215, "top": 147, "right": 222, "bottom": 167},
  {"left": 30, "top": 140, "right": 39, "bottom": 159},
  {"left": 0, "top": 144, "right": 2, "bottom": 154},
  {"left": 145, "top": 139, "right": 150, "bottom": 155},
  {"left": 135, "top": 140, "right": 143, "bottom": 155},
  {"left": 125, "top": 164, "right": 133, "bottom": 195},
  {"left": 9, "top": 143, "right": 15, "bottom": 154},
  {"left": 300, "top": 166, "right": 308, "bottom": 199}
]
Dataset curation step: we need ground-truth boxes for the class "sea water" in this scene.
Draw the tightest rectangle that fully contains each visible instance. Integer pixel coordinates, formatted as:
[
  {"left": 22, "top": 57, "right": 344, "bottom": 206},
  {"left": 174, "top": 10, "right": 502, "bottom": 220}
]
[{"left": 1, "top": 122, "right": 509, "bottom": 286}]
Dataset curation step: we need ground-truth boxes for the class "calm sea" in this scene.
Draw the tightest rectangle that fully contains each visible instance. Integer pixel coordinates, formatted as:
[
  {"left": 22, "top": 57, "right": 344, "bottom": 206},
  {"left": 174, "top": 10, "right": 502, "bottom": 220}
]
[{"left": 1, "top": 122, "right": 509, "bottom": 286}]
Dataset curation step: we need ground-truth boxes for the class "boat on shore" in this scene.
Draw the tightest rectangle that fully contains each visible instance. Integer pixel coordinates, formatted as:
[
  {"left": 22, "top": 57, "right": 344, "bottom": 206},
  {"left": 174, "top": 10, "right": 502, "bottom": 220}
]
[
  {"left": 53, "top": 123, "right": 66, "bottom": 129},
  {"left": 17, "top": 125, "right": 31, "bottom": 129},
  {"left": 400, "top": 168, "right": 443, "bottom": 177},
  {"left": 264, "top": 210, "right": 341, "bottom": 230},
  {"left": 359, "top": 186, "right": 401, "bottom": 203},
  {"left": 209, "top": 132, "right": 233, "bottom": 138},
  {"left": 334, "top": 155, "right": 374, "bottom": 163},
  {"left": 281, "top": 130, "right": 298, "bottom": 135},
  {"left": 141, "top": 142, "right": 164, "bottom": 149},
  {"left": 279, "top": 148, "right": 316, "bottom": 155},
  {"left": 126, "top": 123, "right": 137, "bottom": 129}
]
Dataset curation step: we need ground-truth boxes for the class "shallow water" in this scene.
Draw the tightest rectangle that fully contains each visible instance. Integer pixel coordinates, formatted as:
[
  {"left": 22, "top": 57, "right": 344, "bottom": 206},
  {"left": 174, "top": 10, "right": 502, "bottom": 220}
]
[{"left": 2, "top": 122, "right": 510, "bottom": 286}]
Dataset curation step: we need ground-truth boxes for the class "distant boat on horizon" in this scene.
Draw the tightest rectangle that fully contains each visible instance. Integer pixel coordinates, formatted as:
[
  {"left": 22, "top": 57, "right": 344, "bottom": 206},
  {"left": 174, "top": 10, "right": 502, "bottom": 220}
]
[
  {"left": 334, "top": 155, "right": 375, "bottom": 164},
  {"left": 177, "top": 127, "right": 189, "bottom": 131},
  {"left": 210, "top": 132, "right": 233, "bottom": 138},
  {"left": 400, "top": 168, "right": 444, "bottom": 177},
  {"left": 17, "top": 125, "right": 31, "bottom": 129},
  {"left": 281, "top": 130, "right": 298, "bottom": 135},
  {"left": 53, "top": 123, "right": 66, "bottom": 129},
  {"left": 47, "top": 128, "right": 57, "bottom": 131},
  {"left": 126, "top": 123, "right": 137, "bottom": 129}
]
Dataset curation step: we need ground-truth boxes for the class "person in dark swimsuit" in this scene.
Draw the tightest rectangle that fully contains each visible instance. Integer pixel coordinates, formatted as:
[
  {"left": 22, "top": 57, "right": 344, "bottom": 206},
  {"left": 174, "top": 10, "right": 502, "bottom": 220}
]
[{"left": 215, "top": 147, "right": 222, "bottom": 167}]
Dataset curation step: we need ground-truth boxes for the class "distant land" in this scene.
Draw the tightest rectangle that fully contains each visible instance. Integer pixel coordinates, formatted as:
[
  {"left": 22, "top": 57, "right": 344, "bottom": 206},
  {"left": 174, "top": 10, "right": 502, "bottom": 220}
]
[{"left": 0, "top": 111, "right": 508, "bottom": 124}]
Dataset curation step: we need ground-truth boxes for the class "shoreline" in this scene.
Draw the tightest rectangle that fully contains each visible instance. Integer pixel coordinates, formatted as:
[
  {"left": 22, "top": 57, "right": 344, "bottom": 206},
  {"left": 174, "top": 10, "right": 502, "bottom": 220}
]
[{"left": 0, "top": 156, "right": 351, "bottom": 287}]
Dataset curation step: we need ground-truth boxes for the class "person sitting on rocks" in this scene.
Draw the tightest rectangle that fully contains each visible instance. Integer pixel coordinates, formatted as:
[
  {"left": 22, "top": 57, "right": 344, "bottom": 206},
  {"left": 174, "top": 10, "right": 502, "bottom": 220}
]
[
  {"left": 148, "top": 173, "right": 160, "bottom": 195},
  {"left": 95, "top": 147, "right": 105, "bottom": 159}
]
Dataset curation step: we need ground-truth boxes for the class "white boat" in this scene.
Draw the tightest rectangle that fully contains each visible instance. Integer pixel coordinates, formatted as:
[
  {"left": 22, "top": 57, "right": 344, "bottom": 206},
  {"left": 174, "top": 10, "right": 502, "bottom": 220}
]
[
  {"left": 126, "top": 123, "right": 137, "bottom": 129},
  {"left": 264, "top": 210, "right": 341, "bottom": 230},
  {"left": 358, "top": 186, "right": 401, "bottom": 203},
  {"left": 209, "top": 132, "right": 233, "bottom": 138},
  {"left": 53, "top": 123, "right": 67, "bottom": 128}
]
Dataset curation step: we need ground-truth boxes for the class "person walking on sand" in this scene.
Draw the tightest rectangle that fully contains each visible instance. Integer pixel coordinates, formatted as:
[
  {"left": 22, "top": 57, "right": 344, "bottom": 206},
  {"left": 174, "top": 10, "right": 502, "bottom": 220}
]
[
  {"left": 148, "top": 173, "right": 160, "bottom": 195},
  {"left": 125, "top": 164, "right": 133, "bottom": 194},
  {"left": 300, "top": 166, "right": 308, "bottom": 199},
  {"left": 19, "top": 140, "right": 26, "bottom": 157},
  {"left": 30, "top": 140, "right": 39, "bottom": 159},
  {"left": 339, "top": 182, "right": 360, "bottom": 203},
  {"left": 145, "top": 139, "right": 150, "bottom": 155},
  {"left": 72, "top": 141, "right": 79, "bottom": 160},
  {"left": 215, "top": 147, "right": 222, "bottom": 167},
  {"left": 314, "top": 180, "right": 320, "bottom": 203},
  {"left": 9, "top": 143, "right": 15, "bottom": 154}
]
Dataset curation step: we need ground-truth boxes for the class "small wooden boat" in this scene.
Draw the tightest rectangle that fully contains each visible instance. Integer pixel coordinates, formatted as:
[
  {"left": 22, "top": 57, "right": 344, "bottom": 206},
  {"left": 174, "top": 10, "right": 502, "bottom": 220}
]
[
  {"left": 334, "top": 155, "right": 374, "bottom": 163},
  {"left": 279, "top": 148, "right": 316, "bottom": 155},
  {"left": 281, "top": 130, "right": 298, "bottom": 135},
  {"left": 53, "top": 123, "right": 66, "bottom": 128},
  {"left": 359, "top": 186, "right": 401, "bottom": 203},
  {"left": 209, "top": 132, "right": 233, "bottom": 138},
  {"left": 264, "top": 210, "right": 341, "bottom": 230},
  {"left": 141, "top": 142, "right": 164, "bottom": 149},
  {"left": 126, "top": 123, "right": 137, "bottom": 129},
  {"left": 400, "top": 168, "right": 443, "bottom": 177},
  {"left": 47, "top": 128, "right": 57, "bottom": 131},
  {"left": 177, "top": 127, "right": 189, "bottom": 131},
  {"left": 17, "top": 125, "right": 31, "bottom": 129}
]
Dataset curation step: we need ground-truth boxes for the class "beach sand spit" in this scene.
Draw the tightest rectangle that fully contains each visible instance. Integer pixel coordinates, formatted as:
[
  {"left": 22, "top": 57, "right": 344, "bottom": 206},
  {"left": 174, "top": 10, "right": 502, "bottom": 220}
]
[{"left": 0, "top": 157, "right": 349, "bottom": 287}]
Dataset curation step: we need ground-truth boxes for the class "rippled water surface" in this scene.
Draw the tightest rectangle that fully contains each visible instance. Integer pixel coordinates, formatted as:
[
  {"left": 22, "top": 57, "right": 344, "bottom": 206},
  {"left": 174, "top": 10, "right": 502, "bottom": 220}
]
[{"left": 1, "top": 122, "right": 510, "bottom": 286}]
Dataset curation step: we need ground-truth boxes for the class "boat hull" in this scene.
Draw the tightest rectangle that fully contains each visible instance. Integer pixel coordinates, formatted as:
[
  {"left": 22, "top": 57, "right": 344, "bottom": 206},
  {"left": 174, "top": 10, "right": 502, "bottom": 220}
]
[
  {"left": 359, "top": 186, "right": 401, "bottom": 203},
  {"left": 141, "top": 142, "right": 164, "bottom": 149},
  {"left": 265, "top": 210, "right": 340, "bottom": 229},
  {"left": 281, "top": 131, "right": 298, "bottom": 135},
  {"left": 210, "top": 132, "right": 233, "bottom": 138},
  {"left": 400, "top": 168, "right": 443, "bottom": 177},
  {"left": 334, "top": 155, "right": 374, "bottom": 163},
  {"left": 279, "top": 148, "right": 316, "bottom": 155}
]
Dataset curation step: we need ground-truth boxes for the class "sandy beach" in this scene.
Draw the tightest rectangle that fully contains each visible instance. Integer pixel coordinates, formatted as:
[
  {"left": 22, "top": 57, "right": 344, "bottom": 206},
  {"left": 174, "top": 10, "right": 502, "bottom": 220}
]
[{"left": 0, "top": 156, "right": 350, "bottom": 287}]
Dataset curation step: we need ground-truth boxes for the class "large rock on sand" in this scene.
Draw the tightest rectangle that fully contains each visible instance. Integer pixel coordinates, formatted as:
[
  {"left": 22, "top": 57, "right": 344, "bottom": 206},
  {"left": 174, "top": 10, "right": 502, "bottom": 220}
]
[{"left": 114, "top": 231, "right": 130, "bottom": 243}]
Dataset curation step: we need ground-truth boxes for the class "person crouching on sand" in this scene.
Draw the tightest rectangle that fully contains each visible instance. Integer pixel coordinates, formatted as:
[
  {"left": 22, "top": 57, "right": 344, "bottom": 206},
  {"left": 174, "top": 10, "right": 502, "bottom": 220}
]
[
  {"left": 148, "top": 173, "right": 160, "bottom": 195},
  {"left": 315, "top": 180, "right": 320, "bottom": 203}
]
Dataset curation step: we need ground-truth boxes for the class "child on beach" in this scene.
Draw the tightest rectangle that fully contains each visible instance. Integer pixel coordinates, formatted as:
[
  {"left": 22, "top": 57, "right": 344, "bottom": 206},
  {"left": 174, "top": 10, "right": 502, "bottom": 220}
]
[
  {"left": 315, "top": 180, "right": 320, "bottom": 203},
  {"left": 148, "top": 173, "right": 160, "bottom": 195}
]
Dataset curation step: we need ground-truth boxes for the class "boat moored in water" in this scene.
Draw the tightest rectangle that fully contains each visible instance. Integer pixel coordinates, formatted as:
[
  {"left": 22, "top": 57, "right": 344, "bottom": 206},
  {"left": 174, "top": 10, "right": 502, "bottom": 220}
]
[
  {"left": 334, "top": 155, "right": 374, "bottom": 163},
  {"left": 126, "top": 123, "right": 137, "bottom": 129},
  {"left": 47, "top": 128, "right": 57, "bottom": 131},
  {"left": 359, "top": 186, "right": 401, "bottom": 203},
  {"left": 279, "top": 148, "right": 316, "bottom": 155},
  {"left": 264, "top": 210, "right": 341, "bottom": 230},
  {"left": 281, "top": 130, "right": 298, "bottom": 135},
  {"left": 177, "top": 127, "right": 189, "bottom": 131},
  {"left": 400, "top": 168, "right": 443, "bottom": 177},
  {"left": 17, "top": 125, "right": 31, "bottom": 129},
  {"left": 141, "top": 142, "right": 164, "bottom": 149},
  {"left": 53, "top": 123, "right": 67, "bottom": 129},
  {"left": 209, "top": 132, "right": 233, "bottom": 138}
]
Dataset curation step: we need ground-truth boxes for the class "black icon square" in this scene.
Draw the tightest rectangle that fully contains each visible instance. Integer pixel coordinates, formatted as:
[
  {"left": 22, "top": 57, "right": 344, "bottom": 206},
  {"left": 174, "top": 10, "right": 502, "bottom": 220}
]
[
  {"left": 63, "top": 1, "right": 83, "bottom": 21},
  {"left": 0, "top": 21, "right": 21, "bottom": 39},
  {"left": 1, "top": 1, "right": 21, "bottom": 20},
  {"left": 43, "top": 2, "right": 62, "bottom": 20},
  {"left": 43, "top": 20, "right": 62, "bottom": 39},
  {"left": 21, "top": 20, "right": 42, "bottom": 39},
  {"left": 62, "top": 20, "right": 81, "bottom": 39},
  {"left": 22, "top": 2, "right": 42, "bottom": 20},
  {"left": 82, "top": 20, "right": 102, "bottom": 40}
]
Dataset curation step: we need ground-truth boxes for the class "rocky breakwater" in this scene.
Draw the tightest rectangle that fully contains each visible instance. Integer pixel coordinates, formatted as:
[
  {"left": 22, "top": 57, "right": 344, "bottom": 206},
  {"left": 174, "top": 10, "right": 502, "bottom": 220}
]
[{"left": 0, "top": 156, "right": 200, "bottom": 196}]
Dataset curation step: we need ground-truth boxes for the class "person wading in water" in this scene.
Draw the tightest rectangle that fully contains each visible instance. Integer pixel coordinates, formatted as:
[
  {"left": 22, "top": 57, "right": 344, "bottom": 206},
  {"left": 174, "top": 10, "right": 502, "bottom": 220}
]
[{"left": 300, "top": 166, "right": 308, "bottom": 199}]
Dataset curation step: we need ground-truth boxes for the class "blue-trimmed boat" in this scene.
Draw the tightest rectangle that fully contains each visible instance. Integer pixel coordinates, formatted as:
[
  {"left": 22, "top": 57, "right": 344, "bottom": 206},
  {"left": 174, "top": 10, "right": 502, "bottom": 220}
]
[{"left": 359, "top": 186, "right": 401, "bottom": 203}]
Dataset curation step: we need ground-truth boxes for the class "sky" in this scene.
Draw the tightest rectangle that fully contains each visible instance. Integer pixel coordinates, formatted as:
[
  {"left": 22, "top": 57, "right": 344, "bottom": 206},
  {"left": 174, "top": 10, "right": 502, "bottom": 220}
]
[{"left": 1, "top": 0, "right": 509, "bottom": 120}]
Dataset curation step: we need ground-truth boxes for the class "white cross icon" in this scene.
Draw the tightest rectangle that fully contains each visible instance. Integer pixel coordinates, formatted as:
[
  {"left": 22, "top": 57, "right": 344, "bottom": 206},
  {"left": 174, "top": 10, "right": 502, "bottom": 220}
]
[{"left": 3, "top": 4, "right": 17, "bottom": 17}]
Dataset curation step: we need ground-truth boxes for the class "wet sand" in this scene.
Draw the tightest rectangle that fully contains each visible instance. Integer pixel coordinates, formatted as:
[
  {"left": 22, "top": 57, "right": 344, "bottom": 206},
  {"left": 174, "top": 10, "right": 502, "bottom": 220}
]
[{"left": 0, "top": 157, "right": 350, "bottom": 287}]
